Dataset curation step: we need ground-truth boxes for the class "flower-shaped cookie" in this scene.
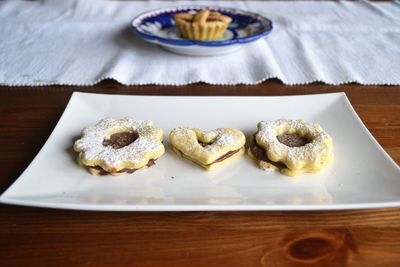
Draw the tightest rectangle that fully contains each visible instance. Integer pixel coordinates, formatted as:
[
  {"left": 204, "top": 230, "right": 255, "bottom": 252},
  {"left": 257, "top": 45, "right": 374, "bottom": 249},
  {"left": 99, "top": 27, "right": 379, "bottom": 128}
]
[
  {"left": 248, "top": 119, "right": 333, "bottom": 176},
  {"left": 170, "top": 127, "right": 245, "bottom": 170},
  {"left": 73, "top": 117, "right": 165, "bottom": 175}
]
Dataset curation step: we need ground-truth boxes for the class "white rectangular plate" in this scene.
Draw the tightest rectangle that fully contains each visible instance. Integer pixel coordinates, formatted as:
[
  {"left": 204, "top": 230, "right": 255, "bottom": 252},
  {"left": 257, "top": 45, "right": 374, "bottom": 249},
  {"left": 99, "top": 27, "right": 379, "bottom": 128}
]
[{"left": 1, "top": 92, "right": 400, "bottom": 211}]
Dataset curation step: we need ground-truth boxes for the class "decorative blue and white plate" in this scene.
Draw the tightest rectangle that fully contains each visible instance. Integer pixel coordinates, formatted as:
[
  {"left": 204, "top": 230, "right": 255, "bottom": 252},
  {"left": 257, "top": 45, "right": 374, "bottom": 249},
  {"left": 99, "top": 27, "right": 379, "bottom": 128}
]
[{"left": 131, "top": 6, "right": 273, "bottom": 56}]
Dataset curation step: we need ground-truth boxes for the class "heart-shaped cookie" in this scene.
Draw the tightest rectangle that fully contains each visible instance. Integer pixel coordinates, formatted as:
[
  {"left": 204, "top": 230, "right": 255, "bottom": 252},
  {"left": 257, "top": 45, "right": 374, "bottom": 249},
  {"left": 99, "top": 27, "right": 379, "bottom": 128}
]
[{"left": 170, "top": 127, "right": 245, "bottom": 170}]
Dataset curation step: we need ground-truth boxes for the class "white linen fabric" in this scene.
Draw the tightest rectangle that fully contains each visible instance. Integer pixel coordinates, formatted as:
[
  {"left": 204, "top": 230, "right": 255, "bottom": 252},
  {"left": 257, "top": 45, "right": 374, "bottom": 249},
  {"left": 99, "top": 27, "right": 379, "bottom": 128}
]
[{"left": 1, "top": 0, "right": 399, "bottom": 86}]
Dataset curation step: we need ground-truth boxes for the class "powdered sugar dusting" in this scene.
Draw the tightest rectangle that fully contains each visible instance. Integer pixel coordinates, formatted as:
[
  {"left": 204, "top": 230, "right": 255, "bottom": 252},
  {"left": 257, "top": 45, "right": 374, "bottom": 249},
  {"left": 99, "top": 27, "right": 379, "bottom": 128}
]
[
  {"left": 170, "top": 127, "right": 198, "bottom": 152},
  {"left": 170, "top": 127, "right": 245, "bottom": 162},
  {"left": 214, "top": 132, "right": 235, "bottom": 145},
  {"left": 256, "top": 119, "right": 332, "bottom": 162},
  {"left": 74, "top": 117, "right": 164, "bottom": 167}
]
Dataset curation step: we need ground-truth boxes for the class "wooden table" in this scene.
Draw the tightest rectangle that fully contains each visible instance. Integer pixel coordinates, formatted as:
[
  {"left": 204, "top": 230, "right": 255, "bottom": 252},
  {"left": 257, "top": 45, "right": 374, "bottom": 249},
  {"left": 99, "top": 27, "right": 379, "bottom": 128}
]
[{"left": 1, "top": 80, "right": 399, "bottom": 266}]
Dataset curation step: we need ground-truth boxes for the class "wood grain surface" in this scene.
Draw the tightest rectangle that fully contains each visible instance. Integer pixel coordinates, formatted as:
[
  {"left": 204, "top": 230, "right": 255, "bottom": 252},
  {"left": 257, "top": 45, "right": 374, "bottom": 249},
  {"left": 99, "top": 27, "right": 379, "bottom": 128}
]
[{"left": 1, "top": 79, "right": 400, "bottom": 267}]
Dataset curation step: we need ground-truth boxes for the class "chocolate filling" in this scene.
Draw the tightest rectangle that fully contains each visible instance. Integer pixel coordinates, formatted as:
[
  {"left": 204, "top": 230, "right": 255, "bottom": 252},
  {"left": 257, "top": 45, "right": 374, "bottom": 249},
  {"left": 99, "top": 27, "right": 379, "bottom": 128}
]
[
  {"left": 207, "top": 148, "right": 240, "bottom": 165},
  {"left": 277, "top": 134, "right": 309, "bottom": 147},
  {"left": 250, "top": 136, "right": 287, "bottom": 170},
  {"left": 198, "top": 141, "right": 211, "bottom": 147},
  {"left": 103, "top": 131, "right": 137, "bottom": 149},
  {"left": 90, "top": 159, "right": 156, "bottom": 176},
  {"left": 176, "top": 147, "right": 241, "bottom": 166}
]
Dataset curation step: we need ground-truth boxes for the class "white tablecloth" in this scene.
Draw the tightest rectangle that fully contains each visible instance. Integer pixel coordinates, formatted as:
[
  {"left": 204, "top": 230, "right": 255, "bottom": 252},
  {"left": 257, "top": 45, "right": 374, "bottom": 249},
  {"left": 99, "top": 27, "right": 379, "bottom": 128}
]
[{"left": 1, "top": 0, "right": 400, "bottom": 86}]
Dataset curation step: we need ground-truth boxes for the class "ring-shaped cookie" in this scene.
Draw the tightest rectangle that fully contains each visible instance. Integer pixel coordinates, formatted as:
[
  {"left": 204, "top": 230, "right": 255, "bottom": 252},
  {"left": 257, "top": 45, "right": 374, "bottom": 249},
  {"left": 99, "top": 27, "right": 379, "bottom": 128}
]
[
  {"left": 170, "top": 127, "right": 245, "bottom": 170},
  {"left": 73, "top": 117, "right": 165, "bottom": 175},
  {"left": 254, "top": 119, "right": 333, "bottom": 176}
]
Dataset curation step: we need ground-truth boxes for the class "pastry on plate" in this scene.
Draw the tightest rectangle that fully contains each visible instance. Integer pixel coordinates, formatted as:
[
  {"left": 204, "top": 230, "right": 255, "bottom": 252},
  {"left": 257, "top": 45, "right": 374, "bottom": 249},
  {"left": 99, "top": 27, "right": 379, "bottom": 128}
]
[
  {"left": 173, "top": 9, "right": 232, "bottom": 41},
  {"left": 73, "top": 117, "right": 165, "bottom": 175},
  {"left": 170, "top": 127, "right": 245, "bottom": 170},
  {"left": 247, "top": 119, "right": 333, "bottom": 176}
]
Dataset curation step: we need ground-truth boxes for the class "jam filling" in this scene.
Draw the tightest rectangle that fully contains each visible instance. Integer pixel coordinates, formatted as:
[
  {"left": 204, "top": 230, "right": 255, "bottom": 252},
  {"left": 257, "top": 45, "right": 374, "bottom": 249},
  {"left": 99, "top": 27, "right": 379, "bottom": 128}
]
[
  {"left": 276, "top": 134, "right": 309, "bottom": 147},
  {"left": 181, "top": 15, "right": 224, "bottom": 23},
  {"left": 90, "top": 159, "right": 156, "bottom": 176},
  {"left": 103, "top": 131, "right": 137, "bottom": 149}
]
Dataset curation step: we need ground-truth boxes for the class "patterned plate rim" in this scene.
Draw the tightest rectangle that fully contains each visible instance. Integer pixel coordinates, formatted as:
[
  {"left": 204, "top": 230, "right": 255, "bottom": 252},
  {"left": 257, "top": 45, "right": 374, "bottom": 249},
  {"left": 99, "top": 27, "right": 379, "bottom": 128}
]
[{"left": 130, "top": 5, "right": 273, "bottom": 47}]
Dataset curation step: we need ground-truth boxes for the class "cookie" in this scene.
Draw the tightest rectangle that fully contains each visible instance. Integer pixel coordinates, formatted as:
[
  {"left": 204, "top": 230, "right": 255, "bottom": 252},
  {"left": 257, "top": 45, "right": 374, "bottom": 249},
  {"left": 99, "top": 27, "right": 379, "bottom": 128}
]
[
  {"left": 247, "top": 119, "right": 333, "bottom": 176},
  {"left": 73, "top": 117, "right": 165, "bottom": 175},
  {"left": 170, "top": 127, "right": 245, "bottom": 170}
]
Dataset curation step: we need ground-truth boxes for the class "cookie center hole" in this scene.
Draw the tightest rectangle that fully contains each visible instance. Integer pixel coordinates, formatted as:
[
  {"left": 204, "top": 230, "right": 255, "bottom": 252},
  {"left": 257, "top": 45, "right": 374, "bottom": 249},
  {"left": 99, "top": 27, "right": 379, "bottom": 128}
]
[
  {"left": 103, "top": 131, "right": 138, "bottom": 149},
  {"left": 277, "top": 134, "right": 310, "bottom": 148},
  {"left": 198, "top": 141, "right": 212, "bottom": 147}
]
